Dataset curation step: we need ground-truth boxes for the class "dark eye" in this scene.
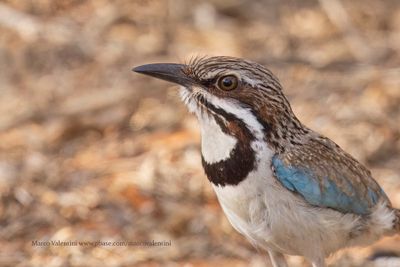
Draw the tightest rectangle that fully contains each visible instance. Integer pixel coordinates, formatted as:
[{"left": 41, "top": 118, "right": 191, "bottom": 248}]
[{"left": 217, "top": 75, "right": 238, "bottom": 91}]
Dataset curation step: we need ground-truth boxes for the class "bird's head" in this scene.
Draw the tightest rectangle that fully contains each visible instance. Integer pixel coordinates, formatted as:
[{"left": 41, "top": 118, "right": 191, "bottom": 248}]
[{"left": 133, "top": 56, "right": 307, "bottom": 153}]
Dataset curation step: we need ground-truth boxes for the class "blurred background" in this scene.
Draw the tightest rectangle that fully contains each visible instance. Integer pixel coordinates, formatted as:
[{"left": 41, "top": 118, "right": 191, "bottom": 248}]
[{"left": 0, "top": 0, "right": 399, "bottom": 266}]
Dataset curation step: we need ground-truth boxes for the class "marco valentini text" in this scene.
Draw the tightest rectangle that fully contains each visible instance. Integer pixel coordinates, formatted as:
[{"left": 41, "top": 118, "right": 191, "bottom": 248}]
[{"left": 31, "top": 240, "right": 172, "bottom": 247}]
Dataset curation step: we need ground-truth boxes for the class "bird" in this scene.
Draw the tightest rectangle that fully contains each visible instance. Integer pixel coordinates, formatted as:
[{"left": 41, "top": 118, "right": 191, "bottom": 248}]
[{"left": 133, "top": 56, "right": 400, "bottom": 267}]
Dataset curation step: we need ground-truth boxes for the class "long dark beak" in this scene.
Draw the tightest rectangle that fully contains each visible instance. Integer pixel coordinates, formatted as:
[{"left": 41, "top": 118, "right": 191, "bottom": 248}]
[{"left": 132, "top": 63, "right": 193, "bottom": 87}]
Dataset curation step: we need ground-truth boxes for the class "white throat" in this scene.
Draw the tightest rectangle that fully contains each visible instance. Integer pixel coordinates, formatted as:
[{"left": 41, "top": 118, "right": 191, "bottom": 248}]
[
  {"left": 180, "top": 86, "right": 269, "bottom": 165},
  {"left": 199, "top": 115, "right": 237, "bottom": 164}
]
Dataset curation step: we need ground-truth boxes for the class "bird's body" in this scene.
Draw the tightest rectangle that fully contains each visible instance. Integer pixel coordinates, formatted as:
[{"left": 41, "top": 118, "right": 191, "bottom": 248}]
[
  {"left": 133, "top": 56, "right": 400, "bottom": 267},
  {"left": 196, "top": 105, "right": 393, "bottom": 266}
]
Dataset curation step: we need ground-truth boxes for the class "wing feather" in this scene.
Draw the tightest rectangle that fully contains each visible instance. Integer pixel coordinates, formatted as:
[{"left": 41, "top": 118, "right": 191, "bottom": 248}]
[{"left": 272, "top": 137, "right": 390, "bottom": 215}]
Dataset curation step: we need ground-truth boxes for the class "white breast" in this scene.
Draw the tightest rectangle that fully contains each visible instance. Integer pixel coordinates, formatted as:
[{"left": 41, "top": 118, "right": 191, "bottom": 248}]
[{"left": 211, "top": 138, "right": 278, "bottom": 247}]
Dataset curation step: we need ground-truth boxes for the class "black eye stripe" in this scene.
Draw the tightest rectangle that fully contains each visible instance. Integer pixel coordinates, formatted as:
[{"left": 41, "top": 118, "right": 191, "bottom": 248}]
[{"left": 200, "top": 78, "right": 216, "bottom": 87}]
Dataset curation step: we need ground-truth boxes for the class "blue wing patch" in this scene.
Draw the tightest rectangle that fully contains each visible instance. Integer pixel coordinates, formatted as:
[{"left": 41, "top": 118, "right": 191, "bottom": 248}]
[{"left": 272, "top": 154, "right": 382, "bottom": 215}]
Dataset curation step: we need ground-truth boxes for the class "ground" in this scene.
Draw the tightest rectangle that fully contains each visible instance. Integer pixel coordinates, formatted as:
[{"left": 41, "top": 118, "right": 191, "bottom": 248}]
[{"left": 0, "top": 0, "right": 399, "bottom": 266}]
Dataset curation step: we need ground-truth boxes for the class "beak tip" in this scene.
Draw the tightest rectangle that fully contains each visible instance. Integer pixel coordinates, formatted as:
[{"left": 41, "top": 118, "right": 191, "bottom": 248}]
[{"left": 131, "top": 66, "right": 143, "bottom": 73}]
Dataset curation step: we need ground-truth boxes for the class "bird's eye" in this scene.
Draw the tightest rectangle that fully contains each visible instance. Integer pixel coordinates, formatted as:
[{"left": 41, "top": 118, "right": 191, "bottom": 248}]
[{"left": 217, "top": 75, "right": 238, "bottom": 91}]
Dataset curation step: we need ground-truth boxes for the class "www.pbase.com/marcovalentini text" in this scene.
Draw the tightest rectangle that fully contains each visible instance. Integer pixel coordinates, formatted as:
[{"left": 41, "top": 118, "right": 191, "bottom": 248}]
[{"left": 31, "top": 240, "right": 172, "bottom": 247}]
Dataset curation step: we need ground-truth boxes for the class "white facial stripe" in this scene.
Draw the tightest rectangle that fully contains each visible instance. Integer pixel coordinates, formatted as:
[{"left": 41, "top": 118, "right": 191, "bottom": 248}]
[
  {"left": 180, "top": 86, "right": 265, "bottom": 140},
  {"left": 200, "top": 116, "right": 237, "bottom": 164},
  {"left": 204, "top": 93, "right": 264, "bottom": 140}
]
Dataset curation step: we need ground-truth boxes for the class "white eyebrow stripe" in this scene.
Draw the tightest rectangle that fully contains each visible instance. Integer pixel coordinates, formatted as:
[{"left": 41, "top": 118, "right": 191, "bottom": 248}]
[{"left": 241, "top": 76, "right": 263, "bottom": 87}]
